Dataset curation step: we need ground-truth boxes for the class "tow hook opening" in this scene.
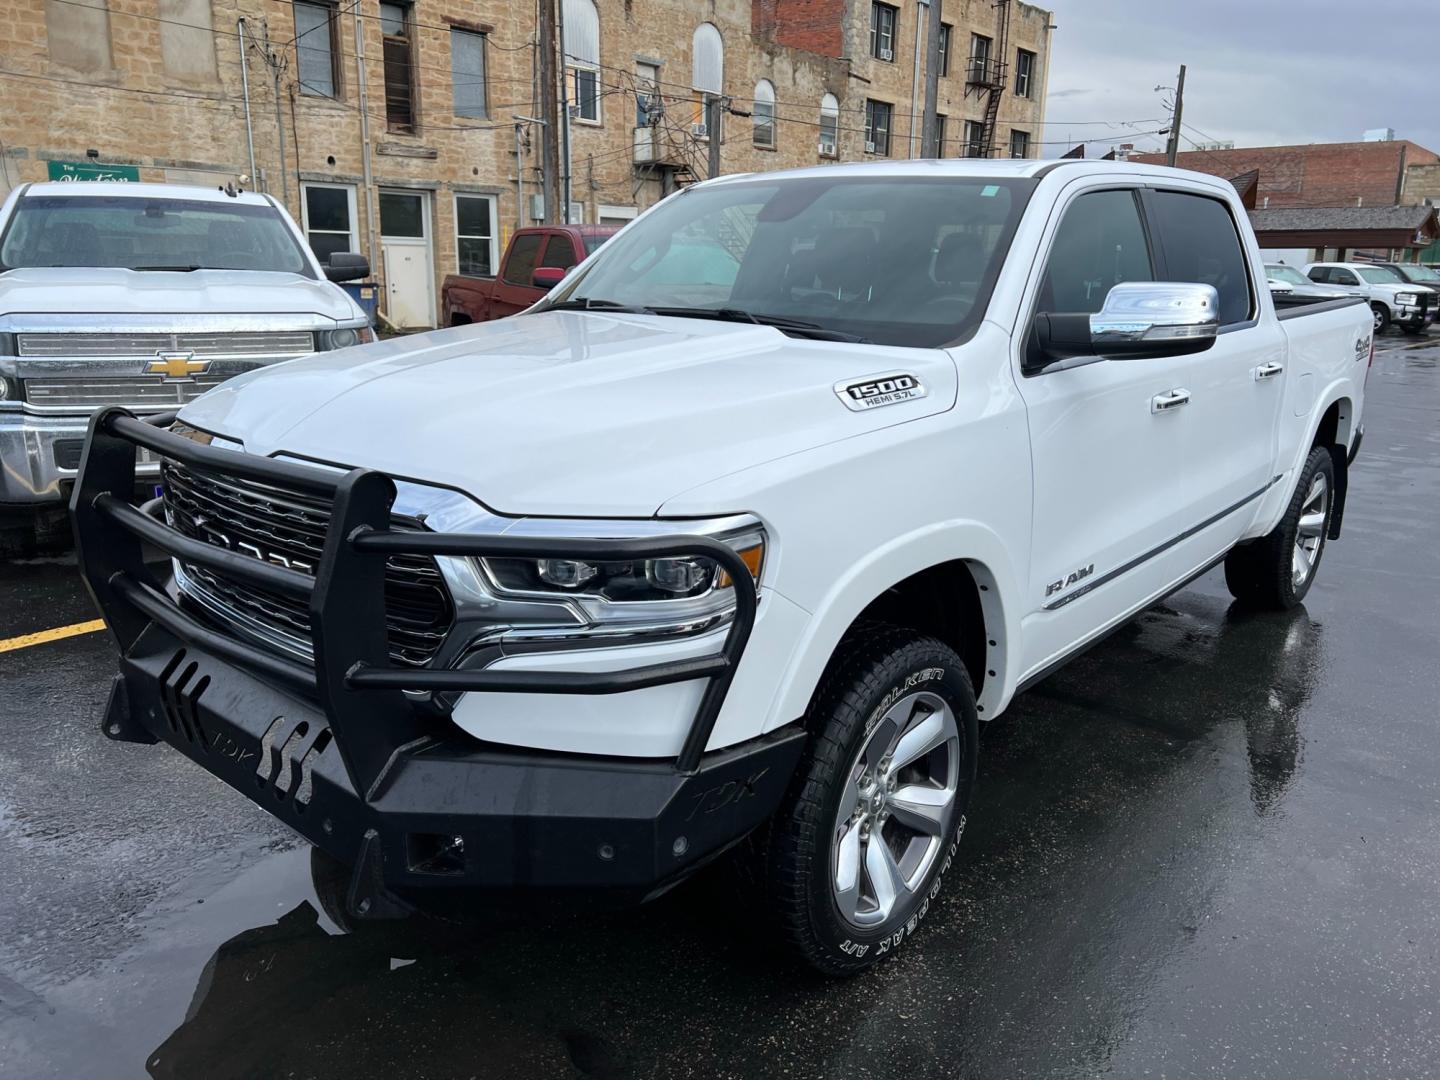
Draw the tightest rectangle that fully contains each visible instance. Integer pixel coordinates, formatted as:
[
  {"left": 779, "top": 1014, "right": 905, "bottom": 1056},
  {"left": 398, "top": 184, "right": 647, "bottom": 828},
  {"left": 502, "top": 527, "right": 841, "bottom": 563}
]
[{"left": 406, "top": 832, "right": 467, "bottom": 876}]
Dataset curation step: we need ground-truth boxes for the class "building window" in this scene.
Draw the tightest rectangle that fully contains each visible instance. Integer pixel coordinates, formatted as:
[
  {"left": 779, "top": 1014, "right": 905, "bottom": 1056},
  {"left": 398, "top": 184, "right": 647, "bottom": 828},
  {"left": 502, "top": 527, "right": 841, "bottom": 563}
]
[
  {"left": 968, "top": 33, "right": 992, "bottom": 83},
  {"left": 819, "top": 93, "right": 839, "bottom": 156},
  {"left": 937, "top": 24, "right": 951, "bottom": 77},
  {"left": 635, "top": 61, "right": 660, "bottom": 127},
  {"left": 692, "top": 22, "right": 724, "bottom": 136},
  {"left": 563, "top": 0, "right": 601, "bottom": 123},
  {"left": 934, "top": 114, "right": 947, "bottom": 156},
  {"left": 753, "top": 80, "right": 777, "bottom": 148},
  {"left": 865, "top": 99, "right": 892, "bottom": 156},
  {"left": 1015, "top": 49, "right": 1036, "bottom": 98},
  {"left": 300, "top": 182, "right": 357, "bottom": 264},
  {"left": 45, "top": 0, "right": 114, "bottom": 72},
  {"left": 450, "top": 29, "right": 486, "bottom": 118},
  {"left": 1009, "top": 129, "right": 1030, "bottom": 159},
  {"left": 963, "top": 119, "right": 985, "bottom": 158},
  {"left": 598, "top": 204, "right": 638, "bottom": 225},
  {"left": 454, "top": 194, "right": 497, "bottom": 277},
  {"left": 293, "top": 1, "right": 339, "bottom": 98},
  {"left": 870, "top": 3, "right": 898, "bottom": 61},
  {"left": 380, "top": 2, "right": 415, "bottom": 132}
]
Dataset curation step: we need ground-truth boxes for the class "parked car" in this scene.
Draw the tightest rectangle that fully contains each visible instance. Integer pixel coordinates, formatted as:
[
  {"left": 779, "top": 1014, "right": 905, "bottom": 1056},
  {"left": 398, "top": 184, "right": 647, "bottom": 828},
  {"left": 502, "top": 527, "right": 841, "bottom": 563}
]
[
  {"left": 75, "top": 160, "right": 1369, "bottom": 976},
  {"left": 0, "top": 181, "right": 371, "bottom": 549},
  {"left": 1305, "top": 261, "right": 1435, "bottom": 334},
  {"left": 1265, "top": 262, "right": 1363, "bottom": 303},
  {"left": 1370, "top": 260, "right": 1440, "bottom": 301},
  {"left": 441, "top": 224, "right": 620, "bottom": 326}
]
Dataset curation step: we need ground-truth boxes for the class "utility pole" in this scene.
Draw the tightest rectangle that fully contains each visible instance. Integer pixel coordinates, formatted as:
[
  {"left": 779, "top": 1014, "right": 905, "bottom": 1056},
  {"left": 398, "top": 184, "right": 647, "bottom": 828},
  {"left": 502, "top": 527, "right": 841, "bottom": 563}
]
[
  {"left": 920, "top": 0, "right": 943, "bottom": 157},
  {"left": 556, "top": 0, "right": 572, "bottom": 222},
  {"left": 537, "top": 0, "right": 561, "bottom": 224},
  {"left": 1164, "top": 63, "right": 1186, "bottom": 167},
  {"left": 706, "top": 95, "right": 724, "bottom": 179}
]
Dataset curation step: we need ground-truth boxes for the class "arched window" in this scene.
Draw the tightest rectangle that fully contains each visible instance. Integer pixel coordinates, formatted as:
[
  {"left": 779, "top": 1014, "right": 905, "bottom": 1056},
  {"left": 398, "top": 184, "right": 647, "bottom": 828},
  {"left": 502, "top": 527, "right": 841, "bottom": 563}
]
[
  {"left": 819, "top": 93, "right": 839, "bottom": 157},
  {"left": 563, "top": 0, "right": 601, "bottom": 122},
  {"left": 753, "top": 79, "right": 776, "bottom": 148},
  {"left": 690, "top": 23, "right": 725, "bottom": 138}
]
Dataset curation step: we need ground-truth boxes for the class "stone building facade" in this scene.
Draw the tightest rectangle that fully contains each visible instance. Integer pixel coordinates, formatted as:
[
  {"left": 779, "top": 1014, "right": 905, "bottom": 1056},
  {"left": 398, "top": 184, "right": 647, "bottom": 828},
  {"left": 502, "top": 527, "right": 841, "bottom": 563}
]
[{"left": 2, "top": 0, "right": 1052, "bottom": 326}]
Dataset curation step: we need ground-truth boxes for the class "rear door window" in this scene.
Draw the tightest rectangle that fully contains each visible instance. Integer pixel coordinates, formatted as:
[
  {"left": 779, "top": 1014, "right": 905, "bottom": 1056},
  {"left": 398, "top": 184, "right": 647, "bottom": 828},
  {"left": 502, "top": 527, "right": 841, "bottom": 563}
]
[
  {"left": 540, "top": 234, "right": 578, "bottom": 270},
  {"left": 1147, "top": 191, "right": 1253, "bottom": 326}
]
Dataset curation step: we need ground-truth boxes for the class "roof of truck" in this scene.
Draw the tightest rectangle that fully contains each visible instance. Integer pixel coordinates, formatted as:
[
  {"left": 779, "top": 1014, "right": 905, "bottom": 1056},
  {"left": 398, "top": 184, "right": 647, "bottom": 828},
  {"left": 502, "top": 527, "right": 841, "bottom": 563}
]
[
  {"left": 17, "top": 182, "right": 274, "bottom": 206},
  {"left": 697, "top": 157, "right": 1234, "bottom": 192}
]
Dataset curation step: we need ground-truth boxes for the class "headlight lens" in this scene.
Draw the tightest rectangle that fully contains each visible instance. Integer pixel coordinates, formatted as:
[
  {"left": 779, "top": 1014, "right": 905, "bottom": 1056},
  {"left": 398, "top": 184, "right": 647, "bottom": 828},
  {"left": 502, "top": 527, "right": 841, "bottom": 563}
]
[
  {"left": 483, "top": 533, "right": 764, "bottom": 604},
  {"left": 1397, "top": 292, "right": 1418, "bottom": 305},
  {"left": 317, "top": 326, "right": 376, "bottom": 350}
]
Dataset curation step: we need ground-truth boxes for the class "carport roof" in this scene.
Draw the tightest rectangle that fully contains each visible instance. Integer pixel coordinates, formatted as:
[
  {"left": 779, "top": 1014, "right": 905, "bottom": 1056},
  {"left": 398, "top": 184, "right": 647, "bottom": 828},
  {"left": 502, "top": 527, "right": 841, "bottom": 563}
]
[{"left": 1248, "top": 204, "right": 1440, "bottom": 250}]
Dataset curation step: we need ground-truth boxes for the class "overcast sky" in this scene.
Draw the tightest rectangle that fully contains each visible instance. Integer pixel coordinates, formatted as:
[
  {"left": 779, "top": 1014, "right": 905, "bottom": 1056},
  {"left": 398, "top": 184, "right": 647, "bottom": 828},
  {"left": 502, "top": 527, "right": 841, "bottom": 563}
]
[{"left": 1042, "top": 0, "right": 1440, "bottom": 157}]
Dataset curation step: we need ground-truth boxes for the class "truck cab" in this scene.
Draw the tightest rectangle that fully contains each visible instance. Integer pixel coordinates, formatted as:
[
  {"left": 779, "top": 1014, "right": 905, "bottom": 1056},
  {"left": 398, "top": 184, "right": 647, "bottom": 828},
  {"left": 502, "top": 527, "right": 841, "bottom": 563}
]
[{"left": 442, "top": 224, "right": 620, "bottom": 326}]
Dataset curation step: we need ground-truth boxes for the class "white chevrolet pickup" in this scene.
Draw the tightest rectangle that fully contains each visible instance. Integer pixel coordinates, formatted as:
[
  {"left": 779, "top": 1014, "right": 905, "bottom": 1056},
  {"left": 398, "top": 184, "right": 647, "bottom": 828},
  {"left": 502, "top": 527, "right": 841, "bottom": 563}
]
[
  {"left": 75, "top": 160, "right": 1369, "bottom": 975},
  {"left": 0, "top": 182, "right": 372, "bottom": 548}
]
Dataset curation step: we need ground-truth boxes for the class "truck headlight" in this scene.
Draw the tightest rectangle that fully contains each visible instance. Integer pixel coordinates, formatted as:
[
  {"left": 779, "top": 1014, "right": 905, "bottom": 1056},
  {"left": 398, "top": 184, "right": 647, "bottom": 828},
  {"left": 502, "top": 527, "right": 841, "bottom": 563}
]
[
  {"left": 485, "top": 533, "right": 764, "bottom": 605},
  {"left": 317, "top": 326, "right": 376, "bottom": 350},
  {"left": 1397, "top": 292, "right": 1419, "bottom": 305}
]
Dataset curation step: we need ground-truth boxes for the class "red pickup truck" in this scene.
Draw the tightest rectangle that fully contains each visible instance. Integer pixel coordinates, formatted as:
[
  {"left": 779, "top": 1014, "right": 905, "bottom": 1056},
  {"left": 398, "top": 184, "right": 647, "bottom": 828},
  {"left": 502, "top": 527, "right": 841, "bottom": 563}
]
[{"left": 442, "top": 224, "right": 621, "bottom": 326}]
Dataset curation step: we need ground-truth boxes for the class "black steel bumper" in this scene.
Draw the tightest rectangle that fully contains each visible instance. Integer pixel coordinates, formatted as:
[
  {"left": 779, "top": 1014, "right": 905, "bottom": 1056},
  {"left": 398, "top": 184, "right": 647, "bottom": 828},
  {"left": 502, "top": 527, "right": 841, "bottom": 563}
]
[{"left": 72, "top": 408, "right": 801, "bottom": 911}]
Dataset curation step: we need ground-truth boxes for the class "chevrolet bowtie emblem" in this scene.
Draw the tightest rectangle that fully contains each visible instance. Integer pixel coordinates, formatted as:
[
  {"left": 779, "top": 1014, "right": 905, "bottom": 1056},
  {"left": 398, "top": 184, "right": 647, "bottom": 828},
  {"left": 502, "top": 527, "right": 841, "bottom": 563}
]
[{"left": 149, "top": 352, "right": 208, "bottom": 379}]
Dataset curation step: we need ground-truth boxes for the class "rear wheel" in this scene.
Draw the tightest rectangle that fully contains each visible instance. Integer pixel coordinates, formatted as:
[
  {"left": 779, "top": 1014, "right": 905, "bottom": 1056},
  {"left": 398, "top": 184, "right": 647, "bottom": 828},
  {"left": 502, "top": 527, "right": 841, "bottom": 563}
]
[
  {"left": 1224, "top": 446, "right": 1334, "bottom": 609},
  {"left": 760, "top": 626, "right": 978, "bottom": 975},
  {"left": 1371, "top": 303, "right": 1391, "bottom": 334}
]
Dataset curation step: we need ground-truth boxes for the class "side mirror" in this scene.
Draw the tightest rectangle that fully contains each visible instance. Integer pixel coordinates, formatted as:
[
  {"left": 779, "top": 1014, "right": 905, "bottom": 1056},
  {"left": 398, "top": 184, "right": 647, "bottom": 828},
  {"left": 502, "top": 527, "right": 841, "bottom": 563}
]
[
  {"left": 1030, "top": 281, "right": 1219, "bottom": 370},
  {"left": 324, "top": 252, "right": 370, "bottom": 282},
  {"left": 532, "top": 266, "right": 567, "bottom": 290}
]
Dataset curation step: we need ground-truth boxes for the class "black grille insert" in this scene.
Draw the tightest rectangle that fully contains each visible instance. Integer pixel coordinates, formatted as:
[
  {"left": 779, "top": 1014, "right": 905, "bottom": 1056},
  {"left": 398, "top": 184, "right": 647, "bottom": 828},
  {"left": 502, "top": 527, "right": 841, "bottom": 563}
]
[{"left": 162, "top": 460, "right": 454, "bottom": 666}]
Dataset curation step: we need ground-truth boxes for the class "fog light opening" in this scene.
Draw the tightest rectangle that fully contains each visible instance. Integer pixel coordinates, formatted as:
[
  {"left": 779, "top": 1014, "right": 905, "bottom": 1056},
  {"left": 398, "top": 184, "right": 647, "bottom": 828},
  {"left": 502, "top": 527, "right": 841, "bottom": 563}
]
[{"left": 406, "top": 832, "right": 467, "bottom": 876}]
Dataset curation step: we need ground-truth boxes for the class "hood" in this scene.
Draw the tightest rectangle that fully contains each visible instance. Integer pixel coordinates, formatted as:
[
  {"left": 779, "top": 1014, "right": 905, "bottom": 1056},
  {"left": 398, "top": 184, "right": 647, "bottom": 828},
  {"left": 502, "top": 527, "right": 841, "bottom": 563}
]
[
  {"left": 179, "top": 310, "right": 958, "bottom": 517},
  {"left": 0, "top": 267, "right": 358, "bottom": 322}
]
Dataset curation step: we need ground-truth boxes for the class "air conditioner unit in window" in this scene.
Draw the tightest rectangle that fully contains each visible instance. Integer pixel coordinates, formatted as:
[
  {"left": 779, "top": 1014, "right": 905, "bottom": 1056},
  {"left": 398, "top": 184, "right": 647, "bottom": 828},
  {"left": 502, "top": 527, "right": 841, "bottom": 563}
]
[
  {"left": 692, "top": 122, "right": 709, "bottom": 138},
  {"left": 879, "top": 47, "right": 894, "bottom": 61},
  {"left": 865, "top": 140, "right": 877, "bottom": 153},
  {"left": 819, "top": 138, "right": 837, "bottom": 157}
]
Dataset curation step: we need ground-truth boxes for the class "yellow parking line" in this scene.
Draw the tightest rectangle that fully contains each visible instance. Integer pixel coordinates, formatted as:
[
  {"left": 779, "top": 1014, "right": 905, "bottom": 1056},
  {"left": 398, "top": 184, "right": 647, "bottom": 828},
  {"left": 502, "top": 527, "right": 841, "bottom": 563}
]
[{"left": 0, "top": 619, "right": 106, "bottom": 654}]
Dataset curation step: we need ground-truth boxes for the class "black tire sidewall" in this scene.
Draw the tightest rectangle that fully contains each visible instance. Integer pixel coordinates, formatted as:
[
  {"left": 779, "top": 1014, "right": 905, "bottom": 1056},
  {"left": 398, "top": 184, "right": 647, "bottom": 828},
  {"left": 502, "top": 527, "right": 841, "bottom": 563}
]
[
  {"left": 1280, "top": 447, "right": 1336, "bottom": 606},
  {"left": 794, "top": 636, "right": 979, "bottom": 970}
]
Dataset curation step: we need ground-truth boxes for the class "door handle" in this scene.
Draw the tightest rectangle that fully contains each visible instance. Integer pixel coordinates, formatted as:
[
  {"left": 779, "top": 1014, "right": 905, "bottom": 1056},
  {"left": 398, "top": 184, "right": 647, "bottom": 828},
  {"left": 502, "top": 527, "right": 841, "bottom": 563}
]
[
  {"left": 1151, "top": 388, "right": 1191, "bottom": 413},
  {"left": 1255, "top": 361, "right": 1284, "bottom": 380}
]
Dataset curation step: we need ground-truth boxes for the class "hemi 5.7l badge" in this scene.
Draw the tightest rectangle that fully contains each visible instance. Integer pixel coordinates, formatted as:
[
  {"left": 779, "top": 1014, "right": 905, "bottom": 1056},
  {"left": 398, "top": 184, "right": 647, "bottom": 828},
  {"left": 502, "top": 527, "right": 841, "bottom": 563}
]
[{"left": 834, "top": 372, "right": 928, "bottom": 412}]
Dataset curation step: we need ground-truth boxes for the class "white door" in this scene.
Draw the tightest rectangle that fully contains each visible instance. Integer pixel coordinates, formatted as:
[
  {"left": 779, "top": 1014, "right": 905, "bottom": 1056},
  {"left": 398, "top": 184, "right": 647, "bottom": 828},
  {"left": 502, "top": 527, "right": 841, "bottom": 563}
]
[
  {"left": 380, "top": 190, "right": 434, "bottom": 328},
  {"left": 1013, "top": 184, "right": 1197, "bottom": 677}
]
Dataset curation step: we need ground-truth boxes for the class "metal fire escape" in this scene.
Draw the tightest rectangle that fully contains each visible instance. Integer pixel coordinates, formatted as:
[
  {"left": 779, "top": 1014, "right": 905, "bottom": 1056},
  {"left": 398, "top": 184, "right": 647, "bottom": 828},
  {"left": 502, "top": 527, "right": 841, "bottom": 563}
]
[{"left": 965, "top": 0, "right": 1012, "bottom": 157}]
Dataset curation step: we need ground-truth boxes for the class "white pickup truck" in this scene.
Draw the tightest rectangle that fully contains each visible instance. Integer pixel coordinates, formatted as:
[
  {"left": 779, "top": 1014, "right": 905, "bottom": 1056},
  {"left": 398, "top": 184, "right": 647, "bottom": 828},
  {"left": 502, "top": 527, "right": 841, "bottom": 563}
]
[
  {"left": 0, "top": 182, "right": 372, "bottom": 549},
  {"left": 74, "top": 160, "right": 1369, "bottom": 975}
]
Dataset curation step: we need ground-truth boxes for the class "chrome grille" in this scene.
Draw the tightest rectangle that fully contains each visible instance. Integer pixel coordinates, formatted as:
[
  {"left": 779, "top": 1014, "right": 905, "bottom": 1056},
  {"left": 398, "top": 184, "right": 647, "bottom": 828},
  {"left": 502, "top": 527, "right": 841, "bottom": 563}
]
[
  {"left": 16, "top": 331, "right": 316, "bottom": 358},
  {"left": 23, "top": 375, "right": 230, "bottom": 409},
  {"left": 163, "top": 461, "right": 455, "bottom": 667}
]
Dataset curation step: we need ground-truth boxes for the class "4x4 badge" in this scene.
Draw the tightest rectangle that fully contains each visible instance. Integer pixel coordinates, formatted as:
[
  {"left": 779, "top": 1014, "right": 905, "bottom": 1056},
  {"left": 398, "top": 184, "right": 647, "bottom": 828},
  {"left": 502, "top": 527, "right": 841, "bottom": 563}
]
[{"left": 834, "top": 372, "right": 928, "bottom": 412}]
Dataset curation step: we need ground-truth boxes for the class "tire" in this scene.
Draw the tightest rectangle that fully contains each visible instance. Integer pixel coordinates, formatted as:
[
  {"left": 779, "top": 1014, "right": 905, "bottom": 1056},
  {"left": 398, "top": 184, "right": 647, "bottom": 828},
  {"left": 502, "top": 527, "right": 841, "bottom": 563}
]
[
  {"left": 1402, "top": 323, "right": 1426, "bottom": 337},
  {"left": 1224, "top": 446, "right": 1335, "bottom": 610},
  {"left": 760, "top": 625, "right": 979, "bottom": 975},
  {"left": 1371, "top": 303, "right": 1391, "bottom": 334}
]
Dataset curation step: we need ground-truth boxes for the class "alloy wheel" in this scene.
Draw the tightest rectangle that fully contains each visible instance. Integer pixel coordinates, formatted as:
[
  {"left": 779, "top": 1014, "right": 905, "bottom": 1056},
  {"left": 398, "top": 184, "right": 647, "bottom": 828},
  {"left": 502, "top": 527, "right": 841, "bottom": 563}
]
[
  {"left": 831, "top": 690, "right": 960, "bottom": 928},
  {"left": 1292, "top": 472, "right": 1329, "bottom": 588}
]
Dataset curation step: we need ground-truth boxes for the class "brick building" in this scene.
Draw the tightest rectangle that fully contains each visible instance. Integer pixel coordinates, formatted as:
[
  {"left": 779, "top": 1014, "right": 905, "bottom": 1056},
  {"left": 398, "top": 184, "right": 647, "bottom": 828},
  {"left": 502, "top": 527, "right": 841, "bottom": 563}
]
[
  {"left": 1, "top": 0, "right": 1051, "bottom": 327},
  {"left": 1132, "top": 140, "right": 1440, "bottom": 210}
]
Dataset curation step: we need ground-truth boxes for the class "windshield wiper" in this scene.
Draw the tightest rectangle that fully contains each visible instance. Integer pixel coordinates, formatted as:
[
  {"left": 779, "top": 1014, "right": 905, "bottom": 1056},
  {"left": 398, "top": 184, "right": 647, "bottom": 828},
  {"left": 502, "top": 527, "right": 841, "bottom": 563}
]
[
  {"left": 544, "top": 298, "right": 655, "bottom": 315},
  {"left": 648, "top": 306, "right": 870, "bottom": 343}
]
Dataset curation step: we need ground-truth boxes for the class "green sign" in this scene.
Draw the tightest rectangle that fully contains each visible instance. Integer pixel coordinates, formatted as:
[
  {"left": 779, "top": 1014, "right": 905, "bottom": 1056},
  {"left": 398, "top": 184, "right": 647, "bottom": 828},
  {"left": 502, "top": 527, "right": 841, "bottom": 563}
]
[{"left": 46, "top": 160, "right": 140, "bottom": 183}]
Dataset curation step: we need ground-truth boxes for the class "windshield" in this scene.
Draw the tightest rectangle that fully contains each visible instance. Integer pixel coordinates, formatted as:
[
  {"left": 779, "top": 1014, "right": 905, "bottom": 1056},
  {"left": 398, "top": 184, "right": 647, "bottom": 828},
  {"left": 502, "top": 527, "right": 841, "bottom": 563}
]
[
  {"left": 1357, "top": 266, "right": 1403, "bottom": 285},
  {"left": 0, "top": 195, "right": 314, "bottom": 276},
  {"left": 1267, "top": 266, "right": 1309, "bottom": 286},
  {"left": 545, "top": 175, "right": 1035, "bottom": 348},
  {"left": 1396, "top": 263, "right": 1440, "bottom": 282}
]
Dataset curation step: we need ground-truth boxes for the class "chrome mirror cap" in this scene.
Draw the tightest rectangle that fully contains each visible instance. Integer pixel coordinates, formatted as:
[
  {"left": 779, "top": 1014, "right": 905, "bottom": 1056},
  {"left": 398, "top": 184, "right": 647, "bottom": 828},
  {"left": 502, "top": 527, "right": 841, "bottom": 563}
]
[{"left": 1090, "top": 282, "right": 1220, "bottom": 346}]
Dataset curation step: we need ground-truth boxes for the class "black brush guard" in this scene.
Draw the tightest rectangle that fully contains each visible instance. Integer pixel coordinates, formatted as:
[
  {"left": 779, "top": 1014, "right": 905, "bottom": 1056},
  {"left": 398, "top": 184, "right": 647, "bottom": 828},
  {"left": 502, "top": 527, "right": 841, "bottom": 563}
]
[{"left": 72, "top": 408, "right": 802, "bottom": 912}]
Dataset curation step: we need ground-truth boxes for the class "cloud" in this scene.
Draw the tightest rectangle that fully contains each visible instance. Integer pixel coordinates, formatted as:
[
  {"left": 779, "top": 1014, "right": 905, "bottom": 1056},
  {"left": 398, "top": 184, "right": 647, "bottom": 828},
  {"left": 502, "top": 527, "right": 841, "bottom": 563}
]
[{"left": 1042, "top": 0, "right": 1439, "bottom": 155}]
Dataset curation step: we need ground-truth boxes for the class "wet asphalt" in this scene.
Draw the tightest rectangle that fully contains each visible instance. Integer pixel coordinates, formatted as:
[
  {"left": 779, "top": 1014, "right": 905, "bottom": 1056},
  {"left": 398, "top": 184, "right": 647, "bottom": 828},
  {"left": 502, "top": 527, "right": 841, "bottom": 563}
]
[{"left": 1, "top": 336, "right": 1438, "bottom": 1080}]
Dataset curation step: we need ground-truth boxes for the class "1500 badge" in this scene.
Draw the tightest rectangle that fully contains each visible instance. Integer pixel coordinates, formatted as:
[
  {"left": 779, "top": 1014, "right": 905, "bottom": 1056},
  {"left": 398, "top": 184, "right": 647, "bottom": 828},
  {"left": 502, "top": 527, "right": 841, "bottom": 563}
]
[{"left": 834, "top": 372, "right": 928, "bottom": 412}]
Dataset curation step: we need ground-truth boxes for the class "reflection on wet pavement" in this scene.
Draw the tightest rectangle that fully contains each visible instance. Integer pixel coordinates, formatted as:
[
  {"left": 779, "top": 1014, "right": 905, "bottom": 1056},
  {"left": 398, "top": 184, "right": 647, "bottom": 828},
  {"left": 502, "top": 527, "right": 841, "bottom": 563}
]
[{"left": 3, "top": 338, "right": 1439, "bottom": 1079}]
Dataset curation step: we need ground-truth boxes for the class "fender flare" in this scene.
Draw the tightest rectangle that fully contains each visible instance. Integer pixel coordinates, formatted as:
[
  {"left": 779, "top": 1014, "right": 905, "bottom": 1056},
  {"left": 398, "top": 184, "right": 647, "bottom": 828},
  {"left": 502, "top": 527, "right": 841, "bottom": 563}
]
[
  {"left": 1253, "top": 380, "right": 1358, "bottom": 540},
  {"left": 763, "top": 520, "right": 1024, "bottom": 733}
]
